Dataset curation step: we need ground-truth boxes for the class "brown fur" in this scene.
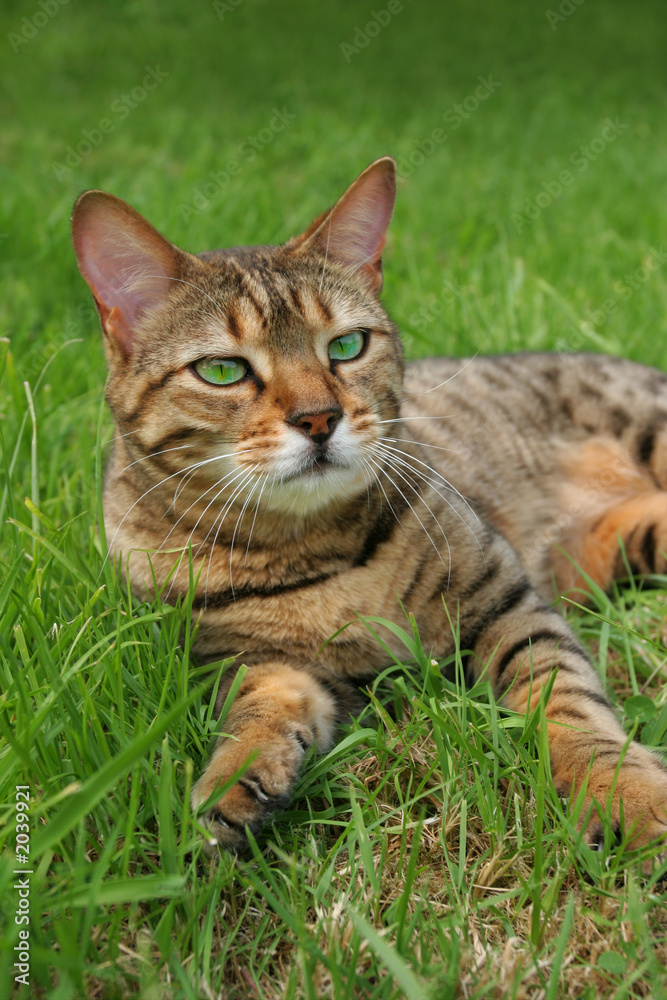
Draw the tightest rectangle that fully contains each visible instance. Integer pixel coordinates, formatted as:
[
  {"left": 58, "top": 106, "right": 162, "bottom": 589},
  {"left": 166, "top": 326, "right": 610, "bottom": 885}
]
[{"left": 71, "top": 158, "right": 667, "bottom": 855}]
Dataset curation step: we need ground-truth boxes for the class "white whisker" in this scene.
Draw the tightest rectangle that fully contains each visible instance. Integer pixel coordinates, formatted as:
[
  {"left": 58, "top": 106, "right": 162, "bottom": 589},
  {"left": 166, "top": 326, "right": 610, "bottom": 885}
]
[
  {"left": 402, "top": 353, "right": 479, "bottom": 397},
  {"left": 244, "top": 474, "right": 270, "bottom": 567},
  {"left": 379, "top": 436, "right": 460, "bottom": 456},
  {"left": 203, "top": 468, "right": 259, "bottom": 606},
  {"left": 366, "top": 453, "right": 451, "bottom": 582},
  {"left": 229, "top": 473, "right": 263, "bottom": 597}
]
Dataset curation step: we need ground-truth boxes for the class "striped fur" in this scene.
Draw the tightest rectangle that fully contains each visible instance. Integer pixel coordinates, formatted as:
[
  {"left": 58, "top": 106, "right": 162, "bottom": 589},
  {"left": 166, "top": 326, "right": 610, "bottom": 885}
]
[{"left": 72, "top": 158, "right": 667, "bottom": 854}]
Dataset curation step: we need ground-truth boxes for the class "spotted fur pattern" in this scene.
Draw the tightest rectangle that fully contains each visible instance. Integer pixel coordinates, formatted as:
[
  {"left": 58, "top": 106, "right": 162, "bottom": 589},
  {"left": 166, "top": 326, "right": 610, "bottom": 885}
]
[{"left": 72, "top": 158, "right": 667, "bottom": 854}]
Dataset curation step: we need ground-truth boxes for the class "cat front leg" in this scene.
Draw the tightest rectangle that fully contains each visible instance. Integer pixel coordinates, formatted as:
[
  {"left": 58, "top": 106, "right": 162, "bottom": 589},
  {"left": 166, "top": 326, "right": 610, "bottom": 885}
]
[
  {"left": 192, "top": 662, "right": 338, "bottom": 850},
  {"left": 458, "top": 537, "right": 667, "bottom": 851}
]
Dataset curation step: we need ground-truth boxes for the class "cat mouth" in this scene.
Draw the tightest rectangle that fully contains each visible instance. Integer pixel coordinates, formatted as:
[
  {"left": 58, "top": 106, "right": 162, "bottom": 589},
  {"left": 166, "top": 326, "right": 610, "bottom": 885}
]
[{"left": 284, "top": 446, "right": 348, "bottom": 481}]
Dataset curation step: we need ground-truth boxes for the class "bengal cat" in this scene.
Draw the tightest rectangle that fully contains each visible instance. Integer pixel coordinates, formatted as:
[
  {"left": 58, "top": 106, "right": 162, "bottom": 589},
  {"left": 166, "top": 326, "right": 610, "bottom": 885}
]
[{"left": 71, "top": 157, "right": 667, "bottom": 855}]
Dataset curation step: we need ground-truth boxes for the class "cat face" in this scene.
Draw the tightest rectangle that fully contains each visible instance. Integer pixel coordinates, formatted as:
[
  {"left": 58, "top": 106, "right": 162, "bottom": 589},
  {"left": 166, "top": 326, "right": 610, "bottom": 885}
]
[{"left": 72, "top": 158, "right": 404, "bottom": 517}]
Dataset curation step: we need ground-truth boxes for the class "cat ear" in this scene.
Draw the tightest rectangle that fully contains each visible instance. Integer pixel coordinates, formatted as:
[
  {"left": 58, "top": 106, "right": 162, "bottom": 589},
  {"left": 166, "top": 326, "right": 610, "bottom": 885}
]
[
  {"left": 294, "top": 157, "right": 396, "bottom": 294},
  {"left": 71, "top": 191, "right": 184, "bottom": 356}
]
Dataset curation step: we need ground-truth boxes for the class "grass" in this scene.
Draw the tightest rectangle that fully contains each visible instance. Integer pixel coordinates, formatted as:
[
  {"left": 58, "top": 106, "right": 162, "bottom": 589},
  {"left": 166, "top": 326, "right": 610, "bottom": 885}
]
[{"left": 1, "top": 0, "right": 667, "bottom": 996}]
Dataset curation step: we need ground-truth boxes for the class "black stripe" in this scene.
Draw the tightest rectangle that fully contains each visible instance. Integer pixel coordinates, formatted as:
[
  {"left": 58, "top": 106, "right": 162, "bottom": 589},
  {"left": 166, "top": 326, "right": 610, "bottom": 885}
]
[
  {"left": 548, "top": 705, "right": 587, "bottom": 721},
  {"left": 122, "top": 369, "right": 180, "bottom": 425},
  {"left": 457, "top": 558, "right": 501, "bottom": 603},
  {"left": 642, "top": 523, "right": 657, "bottom": 572},
  {"left": 244, "top": 289, "right": 268, "bottom": 327},
  {"left": 502, "top": 660, "right": 576, "bottom": 696},
  {"left": 591, "top": 749, "right": 624, "bottom": 761},
  {"left": 288, "top": 286, "right": 305, "bottom": 318},
  {"left": 550, "top": 686, "right": 611, "bottom": 709},
  {"left": 315, "top": 294, "right": 332, "bottom": 322},
  {"left": 402, "top": 551, "right": 431, "bottom": 602},
  {"left": 192, "top": 571, "right": 337, "bottom": 609},
  {"left": 636, "top": 415, "right": 666, "bottom": 465},
  {"left": 495, "top": 629, "right": 581, "bottom": 683},
  {"left": 226, "top": 306, "right": 242, "bottom": 340},
  {"left": 353, "top": 503, "right": 402, "bottom": 567},
  {"left": 459, "top": 578, "right": 532, "bottom": 655},
  {"left": 609, "top": 406, "right": 631, "bottom": 437},
  {"left": 146, "top": 426, "right": 199, "bottom": 453}
]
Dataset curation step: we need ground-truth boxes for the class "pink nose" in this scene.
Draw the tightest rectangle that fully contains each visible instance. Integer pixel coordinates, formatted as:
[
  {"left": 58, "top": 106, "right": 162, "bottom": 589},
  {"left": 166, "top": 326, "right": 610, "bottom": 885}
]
[{"left": 292, "top": 408, "right": 341, "bottom": 442}]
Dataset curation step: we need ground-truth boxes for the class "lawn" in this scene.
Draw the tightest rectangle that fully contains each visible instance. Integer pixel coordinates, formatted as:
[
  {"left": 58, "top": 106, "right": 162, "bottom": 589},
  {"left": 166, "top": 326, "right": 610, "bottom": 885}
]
[{"left": 1, "top": 0, "right": 667, "bottom": 996}]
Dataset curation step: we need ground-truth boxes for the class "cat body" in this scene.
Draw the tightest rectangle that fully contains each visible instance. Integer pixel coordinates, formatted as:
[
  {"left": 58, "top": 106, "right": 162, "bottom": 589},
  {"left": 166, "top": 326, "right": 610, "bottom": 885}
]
[{"left": 72, "top": 159, "right": 667, "bottom": 852}]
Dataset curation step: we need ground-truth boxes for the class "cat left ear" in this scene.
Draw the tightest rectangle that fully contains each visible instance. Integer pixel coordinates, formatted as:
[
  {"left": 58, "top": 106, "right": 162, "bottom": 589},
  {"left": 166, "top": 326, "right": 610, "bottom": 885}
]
[
  {"left": 71, "top": 190, "right": 185, "bottom": 357},
  {"left": 293, "top": 157, "right": 396, "bottom": 295}
]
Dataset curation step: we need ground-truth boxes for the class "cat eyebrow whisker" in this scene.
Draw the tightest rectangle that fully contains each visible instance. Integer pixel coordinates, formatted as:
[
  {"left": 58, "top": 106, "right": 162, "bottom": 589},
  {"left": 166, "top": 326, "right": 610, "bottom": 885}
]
[
  {"left": 325, "top": 248, "right": 379, "bottom": 299},
  {"left": 365, "top": 452, "right": 451, "bottom": 583},
  {"left": 141, "top": 274, "right": 228, "bottom": 325},
  {"left": 401, "top": 353, "right": 479, "bottom": 397}
]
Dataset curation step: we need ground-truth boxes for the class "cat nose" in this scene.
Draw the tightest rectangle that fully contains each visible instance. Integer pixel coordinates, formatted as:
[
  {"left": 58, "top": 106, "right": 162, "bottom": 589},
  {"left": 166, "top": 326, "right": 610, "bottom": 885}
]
[{"left": 291, "top": 407, "right": 342, "bottom": 444}]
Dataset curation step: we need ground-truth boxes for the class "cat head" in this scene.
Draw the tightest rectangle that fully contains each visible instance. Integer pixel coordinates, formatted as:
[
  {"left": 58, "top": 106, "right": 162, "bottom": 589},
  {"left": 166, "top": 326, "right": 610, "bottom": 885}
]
[{"left": 71, "top": 158, "right": 404, "bottom": 517}]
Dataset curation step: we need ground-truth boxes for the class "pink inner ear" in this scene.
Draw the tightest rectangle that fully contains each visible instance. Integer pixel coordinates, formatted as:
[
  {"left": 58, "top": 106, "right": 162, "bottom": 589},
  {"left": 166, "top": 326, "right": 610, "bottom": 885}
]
[
  {"left": 312, "top": 158, "right": 396, "bottom": 291},
  {"left": 72, "top": 192, "right": 181, "bottom": 353}
]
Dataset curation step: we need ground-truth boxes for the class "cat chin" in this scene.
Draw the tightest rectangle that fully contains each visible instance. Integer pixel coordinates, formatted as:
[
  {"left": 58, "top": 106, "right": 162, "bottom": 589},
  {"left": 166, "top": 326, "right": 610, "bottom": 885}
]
[{"left": 258, "top": 465, "right": 370, "bottom": 517}]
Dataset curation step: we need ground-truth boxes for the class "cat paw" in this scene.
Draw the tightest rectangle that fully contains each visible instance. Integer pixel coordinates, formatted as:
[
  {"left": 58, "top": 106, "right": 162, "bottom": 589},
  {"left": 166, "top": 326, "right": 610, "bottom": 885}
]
[
  {"left": 191, "top": 725, "right": 310, "bottom": 851},
  {"left": 582, "top": 761, "right": 667, "bottom": 855}
]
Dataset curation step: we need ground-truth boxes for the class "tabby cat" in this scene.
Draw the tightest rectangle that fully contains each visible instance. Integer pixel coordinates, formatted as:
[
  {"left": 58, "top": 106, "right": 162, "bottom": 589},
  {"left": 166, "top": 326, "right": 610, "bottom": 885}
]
[{"left": 71, "top": 158, "right": 667, "bottom": 853}]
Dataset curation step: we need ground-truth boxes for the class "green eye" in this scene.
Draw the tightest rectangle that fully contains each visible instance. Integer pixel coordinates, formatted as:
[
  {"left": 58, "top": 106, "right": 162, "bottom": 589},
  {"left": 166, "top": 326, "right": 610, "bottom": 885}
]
[
  {"left": 194, "top": 358, "right": 248, "bottom": 385},
  {"left": 328, "top": 330, "right": 365, "bottom": 362}
]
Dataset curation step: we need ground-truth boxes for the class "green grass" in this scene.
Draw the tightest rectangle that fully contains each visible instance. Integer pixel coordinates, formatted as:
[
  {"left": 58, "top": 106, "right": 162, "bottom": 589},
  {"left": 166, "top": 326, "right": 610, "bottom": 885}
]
[{"left": 2, "top": 0, "right": 667, "bottom": 996}]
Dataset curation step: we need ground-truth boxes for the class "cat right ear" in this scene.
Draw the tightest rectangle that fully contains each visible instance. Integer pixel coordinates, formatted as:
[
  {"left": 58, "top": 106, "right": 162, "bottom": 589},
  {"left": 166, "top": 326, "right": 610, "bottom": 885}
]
[
  {"left": 71, "top": 191, "right": 184, "bottom": 357},
  {"left": 291, "top": 157, "right": 397, "bottom": 295}
]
